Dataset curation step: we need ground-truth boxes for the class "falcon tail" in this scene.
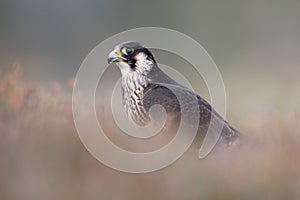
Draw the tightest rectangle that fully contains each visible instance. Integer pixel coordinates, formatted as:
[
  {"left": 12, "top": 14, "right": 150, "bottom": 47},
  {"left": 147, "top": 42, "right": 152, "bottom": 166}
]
[{"left": 220, "top": 123, "right": 244, "bottom": 147}]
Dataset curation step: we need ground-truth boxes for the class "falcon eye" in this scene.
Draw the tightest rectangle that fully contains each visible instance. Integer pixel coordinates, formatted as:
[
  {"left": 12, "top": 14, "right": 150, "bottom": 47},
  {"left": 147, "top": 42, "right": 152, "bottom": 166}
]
[{"left": 122, "top": 47, "right": 134, "bottom": 55}]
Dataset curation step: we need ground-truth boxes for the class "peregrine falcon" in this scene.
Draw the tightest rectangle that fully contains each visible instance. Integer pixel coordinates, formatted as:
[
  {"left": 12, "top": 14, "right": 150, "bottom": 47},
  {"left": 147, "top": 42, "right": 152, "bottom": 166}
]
[{"left": 108, "top": 41, "right": 241, "bottom": 146}]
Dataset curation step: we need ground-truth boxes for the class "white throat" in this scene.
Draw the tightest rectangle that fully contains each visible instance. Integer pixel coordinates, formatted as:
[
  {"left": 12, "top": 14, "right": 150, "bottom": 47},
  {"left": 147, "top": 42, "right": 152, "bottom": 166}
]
[
  {"left": 116, "top": 53, "right": 155, "bottom": 125},
  {"left": 116, "top": 52, "right": 154, "bottom": 93}
]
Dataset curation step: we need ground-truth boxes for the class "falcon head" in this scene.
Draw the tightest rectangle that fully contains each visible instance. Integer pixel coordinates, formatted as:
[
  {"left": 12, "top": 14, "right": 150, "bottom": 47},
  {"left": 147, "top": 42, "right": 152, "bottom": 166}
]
[{"left": 108, "top": 41, "right": 156, "bottom": 76}]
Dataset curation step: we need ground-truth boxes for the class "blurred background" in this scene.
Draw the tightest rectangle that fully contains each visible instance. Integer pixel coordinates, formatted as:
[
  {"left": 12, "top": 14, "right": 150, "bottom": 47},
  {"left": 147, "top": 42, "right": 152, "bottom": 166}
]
[{"left": 1, "top": 0, "right": 300, "bottom": 199}]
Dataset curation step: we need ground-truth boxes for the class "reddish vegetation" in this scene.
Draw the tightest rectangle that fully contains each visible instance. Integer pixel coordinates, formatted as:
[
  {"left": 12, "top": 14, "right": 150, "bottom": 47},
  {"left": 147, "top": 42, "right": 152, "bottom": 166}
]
[{"left": 0, "top": 67, "right": 300, "bottom": 200}]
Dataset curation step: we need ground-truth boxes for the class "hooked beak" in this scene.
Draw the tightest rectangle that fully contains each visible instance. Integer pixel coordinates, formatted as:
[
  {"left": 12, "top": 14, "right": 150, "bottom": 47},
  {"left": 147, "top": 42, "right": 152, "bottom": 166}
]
[{"left": 107, "top": 50, "right": 123, "bottom": 64}]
